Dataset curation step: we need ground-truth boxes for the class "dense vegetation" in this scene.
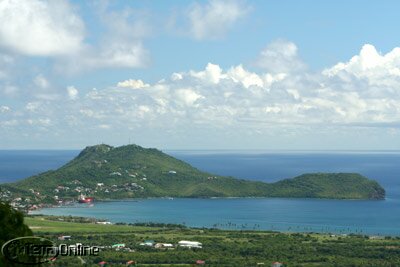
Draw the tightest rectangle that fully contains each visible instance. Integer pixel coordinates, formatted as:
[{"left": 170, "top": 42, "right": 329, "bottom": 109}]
[
  {"left": 0, "top": 202, "right": 33, "bottom": 266},
  {"left": 26, "top": 215, "right": 400, "bottom": 267},
  {"left": 1, "top": 144, "right": 385, "bottom": 203}
]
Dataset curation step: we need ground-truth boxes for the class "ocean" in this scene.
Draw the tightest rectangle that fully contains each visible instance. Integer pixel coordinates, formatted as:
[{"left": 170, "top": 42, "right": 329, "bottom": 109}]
[{"left": 1, "top": 150, "right": 400, "bottom": 235}]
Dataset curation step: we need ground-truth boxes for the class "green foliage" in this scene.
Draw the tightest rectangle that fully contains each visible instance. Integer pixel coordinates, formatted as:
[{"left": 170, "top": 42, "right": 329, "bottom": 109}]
[
  {"left": 0, "top": 202, "right": 33, "bottom": 266},
  {"left": 2, "top": 144, "right": 385, "bottom": 202},
  {"left": 27, "top": 216, "right": 400, "bottom": 267}
]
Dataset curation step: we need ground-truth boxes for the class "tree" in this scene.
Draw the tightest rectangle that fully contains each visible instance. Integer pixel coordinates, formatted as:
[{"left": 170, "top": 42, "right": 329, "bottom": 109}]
[{"left": 0, "top": 202, "right": 33, "bottom": 266}]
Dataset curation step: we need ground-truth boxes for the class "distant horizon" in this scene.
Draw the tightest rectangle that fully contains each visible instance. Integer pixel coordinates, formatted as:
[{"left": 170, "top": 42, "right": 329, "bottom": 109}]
[{"left": 2, "top": 146, "right": 400, "bottom": 154}]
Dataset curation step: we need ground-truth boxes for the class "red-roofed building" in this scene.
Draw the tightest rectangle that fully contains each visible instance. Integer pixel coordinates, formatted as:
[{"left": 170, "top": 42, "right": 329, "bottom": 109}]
[
  {"left": 126, "top": 260, "right": 136, "bottom": 266},
  {"left": 196, "top": 260, "right": 206, "bottom": 265},
  {"left": 99, "top": 261, "right": 107, "bottom": 266}
]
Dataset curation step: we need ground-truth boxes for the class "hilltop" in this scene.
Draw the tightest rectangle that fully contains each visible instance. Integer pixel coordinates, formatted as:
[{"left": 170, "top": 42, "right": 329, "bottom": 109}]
[{"left": 0, "top": 144, "right": 385, "bottom": 207}]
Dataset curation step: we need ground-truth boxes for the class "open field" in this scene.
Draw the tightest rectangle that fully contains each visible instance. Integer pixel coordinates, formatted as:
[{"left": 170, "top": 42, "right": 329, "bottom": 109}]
[
  {"left": 22, "top": 215, "right": 400, "bottom": 267},
  {"left": 25, "top": 217, "right": 156, "bottom": 233}
]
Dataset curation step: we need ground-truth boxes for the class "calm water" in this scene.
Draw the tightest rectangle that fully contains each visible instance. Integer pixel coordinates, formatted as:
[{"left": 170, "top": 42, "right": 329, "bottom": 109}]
[
  {"left": 0, "top": 150, "right": 78, "bottom": 183},
  {"left": 2, "top": 150, "right": 400, "bottom": 235}
]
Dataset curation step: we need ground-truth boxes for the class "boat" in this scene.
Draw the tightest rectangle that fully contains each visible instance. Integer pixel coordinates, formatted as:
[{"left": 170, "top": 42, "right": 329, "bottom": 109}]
[{"left": 78, "top": 194, "right": 94, "bottom": 203}]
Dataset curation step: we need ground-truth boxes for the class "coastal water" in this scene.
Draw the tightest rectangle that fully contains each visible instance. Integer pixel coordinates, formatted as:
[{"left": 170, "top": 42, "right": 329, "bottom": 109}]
[
  {"left": 0, "top": 150, "right": 78, "bottom": 183},
  {"left": 1, "top": 150, "right": 400, "bottom": 235}
]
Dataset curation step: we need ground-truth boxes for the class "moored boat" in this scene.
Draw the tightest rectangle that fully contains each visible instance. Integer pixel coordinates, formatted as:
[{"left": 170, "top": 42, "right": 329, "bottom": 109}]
[{"left": 78, "top": 194, "right": 94, "bottom": 203}]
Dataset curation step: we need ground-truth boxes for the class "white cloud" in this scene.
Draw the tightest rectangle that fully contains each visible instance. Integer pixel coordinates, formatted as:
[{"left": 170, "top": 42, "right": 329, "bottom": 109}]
[
  {"left": 0, "top": 1, "right": 151, "bottom": 74},
  {"left": 256, "top": 40, "right": 305, "bottom": 73},
  {"left": 227, "top": 65, "right": 264, "bottom": 88},
  {"left": 175, "top": 88, "right": 204, "bottom": 106},
  {"left": 117, "top": 79, "right": 149, "bottom": 89},
  {"left": 323, "top": 44, "right": 400, "bottom": 88},
  {"left": 3, "top": 42, "right": 400, "bottom": 149},
  {"left": 187, "top": 0, "right": 250, "bottom": 40},
  {"left": 171, "top": 73, "right": 183, "bottom": 81},
  {"left": 0, "top": 106, "right": 11, "bottom": 113},
  {"left": 190, "top": 63, "right": 224, "bottom": 84},
  {"left": 67, "top": 86, "right": 79, "bottom": 100},
  {"left": 0, "top": 0, "right": 84, "bottom": 56}
]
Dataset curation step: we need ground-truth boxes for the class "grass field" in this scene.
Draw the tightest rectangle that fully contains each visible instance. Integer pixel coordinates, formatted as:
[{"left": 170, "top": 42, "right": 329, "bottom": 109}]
[{"left": 25, "top": 217, "right": 156, "bottom": 233}]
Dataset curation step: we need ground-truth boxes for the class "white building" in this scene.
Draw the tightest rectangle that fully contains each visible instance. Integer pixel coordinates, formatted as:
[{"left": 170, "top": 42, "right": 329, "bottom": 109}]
[{"left": 178, "top": 240, "right": 202, "bottom": 248}]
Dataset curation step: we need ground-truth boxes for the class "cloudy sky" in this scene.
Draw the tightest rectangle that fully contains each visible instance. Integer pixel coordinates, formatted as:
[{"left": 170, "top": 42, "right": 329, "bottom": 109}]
[{"left": 1, "top": 0, "right": 400, "bottom": 150}]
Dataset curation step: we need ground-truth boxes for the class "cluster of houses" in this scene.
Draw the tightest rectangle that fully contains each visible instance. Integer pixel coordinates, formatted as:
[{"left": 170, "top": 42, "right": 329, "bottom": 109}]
[
  {"left": 0, "top": 190, "right": 43, "bottom": 211},
  {"left": 0, "top": 162, "right": 222, "bottom": 212},
  {"left": 139, "top": 239, "right": 202, "bottom": 249},
  {"left": 98, "top": 259, "right": 205, "bottom": 266},
  {"left": 56, "top": 236, "right": 284, "bottom": 267},
  {"left": 96, "top": 240, "right": 205, "bottom": 267}
]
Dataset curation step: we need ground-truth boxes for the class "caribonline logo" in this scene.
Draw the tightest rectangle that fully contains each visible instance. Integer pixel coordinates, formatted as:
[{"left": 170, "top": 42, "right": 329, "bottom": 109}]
[{"left": 1, "top": 236, "right": 100, "bottom": 265}]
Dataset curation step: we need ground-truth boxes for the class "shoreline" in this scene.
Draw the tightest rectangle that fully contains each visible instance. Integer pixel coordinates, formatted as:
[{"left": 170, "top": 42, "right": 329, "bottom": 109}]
[
  {"left": 27, "top": 213, "right": 399, "bottom": 238},
  {"left": 26, "top": 195, "right": 384, "bottom": 215}
]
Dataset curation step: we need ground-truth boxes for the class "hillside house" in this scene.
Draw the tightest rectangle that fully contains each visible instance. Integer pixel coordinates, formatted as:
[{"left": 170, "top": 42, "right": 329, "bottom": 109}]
[{"left": 178, "top": 240, "right": 202, "bottom": 248}]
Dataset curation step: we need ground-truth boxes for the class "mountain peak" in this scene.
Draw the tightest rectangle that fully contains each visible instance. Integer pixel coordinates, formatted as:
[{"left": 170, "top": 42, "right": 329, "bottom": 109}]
[{"left": 77, "top": 144, "right": 114, "bottom": 158}]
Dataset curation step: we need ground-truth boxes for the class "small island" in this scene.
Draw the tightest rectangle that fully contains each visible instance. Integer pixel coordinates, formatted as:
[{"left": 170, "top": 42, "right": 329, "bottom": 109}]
[{"left": 0, "top": 144, "right": 385, "bottom": 211}]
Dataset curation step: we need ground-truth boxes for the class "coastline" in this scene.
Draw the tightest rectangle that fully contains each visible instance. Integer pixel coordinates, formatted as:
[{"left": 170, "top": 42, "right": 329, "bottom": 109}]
[{"left": 27, "top": 213, "right": 399, "bottom": 238}]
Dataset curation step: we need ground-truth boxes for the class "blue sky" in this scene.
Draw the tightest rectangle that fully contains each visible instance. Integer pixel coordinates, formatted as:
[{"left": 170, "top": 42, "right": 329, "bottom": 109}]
[{"left": 1, "top": 0, "right": 400, "bottom": 150}]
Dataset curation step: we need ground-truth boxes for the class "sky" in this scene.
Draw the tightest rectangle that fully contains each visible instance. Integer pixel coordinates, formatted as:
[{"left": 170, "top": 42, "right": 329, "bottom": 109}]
[{"left": 1, "top": 0, "right": 400, "bottom": 150}]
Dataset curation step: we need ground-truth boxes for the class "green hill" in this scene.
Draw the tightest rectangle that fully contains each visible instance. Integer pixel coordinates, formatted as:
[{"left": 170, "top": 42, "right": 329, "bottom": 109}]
[{"left": 0, "top": 144, "right": 385, "bottom": 204}]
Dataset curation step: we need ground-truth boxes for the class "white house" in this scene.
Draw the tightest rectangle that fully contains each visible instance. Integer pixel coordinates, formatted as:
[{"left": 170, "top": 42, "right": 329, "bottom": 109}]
[
  {"left": 139, "top": 240, "right": 155, "bottom": 247},
  {"left": 178, "top": 240, "right": 202, "bottom": 248}
]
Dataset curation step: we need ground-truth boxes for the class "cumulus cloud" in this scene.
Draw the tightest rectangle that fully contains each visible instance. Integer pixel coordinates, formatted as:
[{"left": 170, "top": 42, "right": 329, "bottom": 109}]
[
  {"left": 0, "top": 0, "right": 84, "bottom": 56},
  {"left": 227, "top": 65, "right": 264, "bottom": 88},
  {"left": 323, "top": 44, "right": 400, "bottom": 87},
  {"left": 175, "top": 88, "right": 204, "bottom": 106},
  {"left": 186, "top": 0, "right": 250, "bottom": 40},
  {"left": 190, "top": 63, "right": 224, "bottom": 84},
  {"left": 117, "top": 79, "right": 150, "bottom": 89},
  {"left": 2, "top": 42, "right": 400, "bottom": 148},
  {"left": 256, "top": 40, "right": 305, "bottom": 73},
  {"left": 0, "top": 1, "right": 150, "bottom": 72}
]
